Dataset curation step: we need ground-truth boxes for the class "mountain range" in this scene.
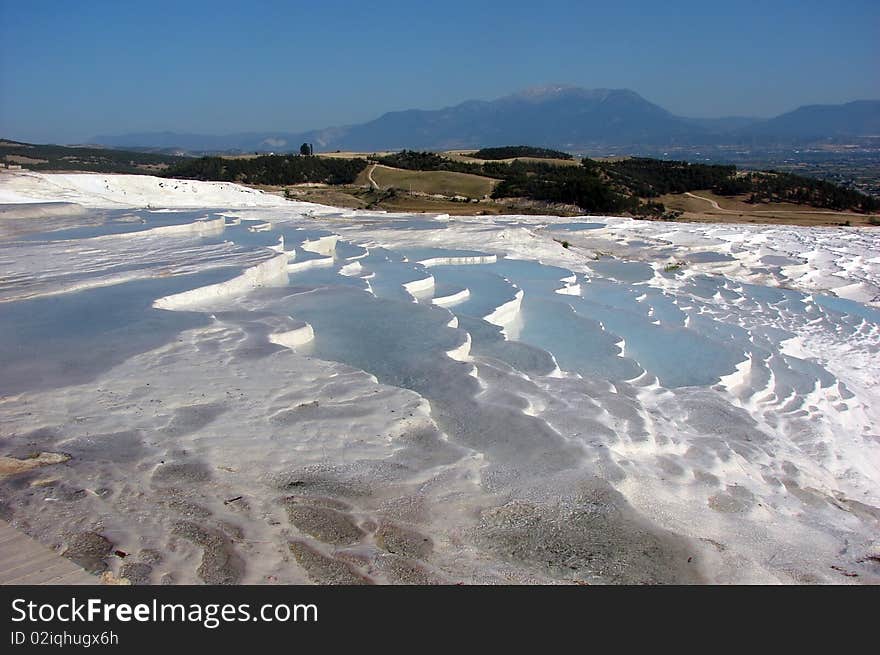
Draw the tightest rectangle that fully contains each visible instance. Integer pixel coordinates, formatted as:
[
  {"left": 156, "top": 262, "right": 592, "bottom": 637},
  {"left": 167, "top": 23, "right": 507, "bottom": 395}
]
[{"left": 92, "top": 86, "right": 880, "bottom": 154}]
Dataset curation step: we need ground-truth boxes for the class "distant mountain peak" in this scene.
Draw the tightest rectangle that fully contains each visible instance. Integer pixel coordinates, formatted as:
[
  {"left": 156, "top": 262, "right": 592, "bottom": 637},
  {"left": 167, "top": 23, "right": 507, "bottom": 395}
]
[
  {"left": 513, "top": 84, "right": 582, "bottom": 98},
  {"left": 508, "top": 85, "right": 642, "bottom": 103},
  {"left": 90, "top": 88, "right": 880, "bottom": 153}
]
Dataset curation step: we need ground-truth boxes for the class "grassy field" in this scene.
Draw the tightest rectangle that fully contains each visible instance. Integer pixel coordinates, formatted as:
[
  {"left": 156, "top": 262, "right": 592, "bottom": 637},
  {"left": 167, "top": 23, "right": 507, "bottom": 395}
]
[
  {"left": 442, "top": 150, "right": 580, "bottom": 167},
  {"left": 317, "top": 148, "right": 580, "bottom": 168},
  {"left": 266, "top": 183, "right": 577, "bottom": 216},
  {"left": 269, "top": 174, "right": 876, "bottom": 225},
  {"left": 360, "top": 164, "right": 498, "bottom": 198},
  {"left": 365, "top": 193, "right": 511, "bottom": 215},
  {"left": 659, "top": 190, "right": 877, "bottom": 227}
]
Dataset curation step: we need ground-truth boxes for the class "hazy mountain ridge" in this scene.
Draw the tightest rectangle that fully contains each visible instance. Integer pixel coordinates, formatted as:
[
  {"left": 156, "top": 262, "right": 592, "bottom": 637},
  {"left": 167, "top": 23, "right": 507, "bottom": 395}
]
[
  {"left": 734, "top": 100, "right": 880, "bottom": 139},
  {"left": 92, "top": 87, "right": 880, "bottom": 153}
]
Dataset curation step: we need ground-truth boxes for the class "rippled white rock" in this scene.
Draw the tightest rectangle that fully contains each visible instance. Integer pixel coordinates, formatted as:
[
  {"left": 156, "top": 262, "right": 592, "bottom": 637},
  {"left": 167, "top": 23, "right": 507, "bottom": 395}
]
[{"left": 0, "top": 171, "right": 878, "bottom": 585}]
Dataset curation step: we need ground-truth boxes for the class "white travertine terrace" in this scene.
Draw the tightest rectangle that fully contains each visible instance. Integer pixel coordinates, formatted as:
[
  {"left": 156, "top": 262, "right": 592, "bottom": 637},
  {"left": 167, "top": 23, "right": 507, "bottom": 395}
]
[
  {"left": 287, "top": 256, "right": 334, "bottom": 274},
  {"left": 432, "top": 287, "right": 470, "bottom": 306},
  {"left": 484, "top": 288, "right": 524, "bottom": 328},
  {"left": 301, "top": 235, "right": 339, "bottom": 255},
  {"left": 418, "top": 254, "right": 498, "bottom": 267},
  {"left": 402, "top": 274, "right": 435, "bottom": 296},
  {"left": 0, "top": 171, "right": 878, "bottom": 585},
  {"left": 268, "top": 323, "right": 316, "bottom": 349},
  {"left": 153, "top": 253, "right": 290, "bottom": 310}
]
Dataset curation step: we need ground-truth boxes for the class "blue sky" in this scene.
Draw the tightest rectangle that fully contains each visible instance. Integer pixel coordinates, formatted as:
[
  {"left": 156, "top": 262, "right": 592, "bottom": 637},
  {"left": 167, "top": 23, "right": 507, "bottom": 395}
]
[{"left": 1, "top": 0, "right": 878, "bottom": 143}]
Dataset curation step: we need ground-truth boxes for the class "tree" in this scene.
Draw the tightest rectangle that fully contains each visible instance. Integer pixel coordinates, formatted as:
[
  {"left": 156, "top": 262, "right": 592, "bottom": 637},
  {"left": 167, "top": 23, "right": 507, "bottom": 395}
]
[{"left": 300, "top": 143, "right": 311, "bottom": 156}]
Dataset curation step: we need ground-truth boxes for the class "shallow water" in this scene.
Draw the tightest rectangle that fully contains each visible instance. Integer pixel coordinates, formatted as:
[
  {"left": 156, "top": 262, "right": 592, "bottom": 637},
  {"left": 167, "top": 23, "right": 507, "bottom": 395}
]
[
  {"left": 0, "top": 267, "right": 239, "bottom": 394},
  {"left": 586, "top": 259, "right": 655, "bottom": 283},
  {"left": 20, "top": 209, "right": 219, "bottom": 241},
  {"left": 1, "top": 184, "right": 878, "bottom": 586},
  {"left": 546, "top": 222, "right": 606, "bottom": 231},
  {"left": 683, "top": 251, "right": 736, "bottom": 263}
]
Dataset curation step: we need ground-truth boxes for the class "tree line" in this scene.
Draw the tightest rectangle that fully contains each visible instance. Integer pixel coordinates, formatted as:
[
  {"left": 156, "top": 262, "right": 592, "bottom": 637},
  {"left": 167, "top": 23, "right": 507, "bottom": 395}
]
[
  {"left": 374, "top": 149, "right": 878, "bottom": 214},
  {"left": 467, "top": 145, "right": 573, "bottom": 160},
  {"left": 0, "top": 140, "right": 185, "bottom": 174},
  {"left": 372, "top": 152, "right": 672, "bottom": 215},
  {"left": 165, "top": 154, "right": 367, "bottom": 186},
  {"left": 601, "top": 157, "right": 878, "bottom": 212},
  {"left": 600, "top": 158, "right": 738, "bottom": 196},
  {"left": 161, "top": 146, "right": 878, "bottom": 215}
]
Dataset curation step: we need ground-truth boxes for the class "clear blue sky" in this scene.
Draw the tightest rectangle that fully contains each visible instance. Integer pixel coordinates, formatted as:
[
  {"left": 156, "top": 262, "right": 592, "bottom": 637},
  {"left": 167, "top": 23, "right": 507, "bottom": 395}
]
[{"left": 1, "top": 0, "right": 878, "bottom": 144}]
